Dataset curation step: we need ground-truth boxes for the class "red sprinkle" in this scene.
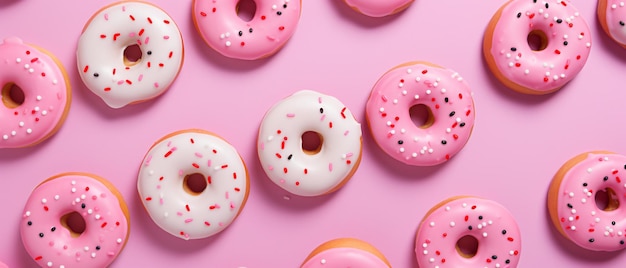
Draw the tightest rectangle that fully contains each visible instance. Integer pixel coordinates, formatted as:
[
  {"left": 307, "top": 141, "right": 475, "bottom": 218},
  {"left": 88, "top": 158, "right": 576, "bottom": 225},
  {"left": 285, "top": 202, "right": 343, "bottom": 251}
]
[
  {"left": 186, "top": 205, "right": 190, "bottom": 211},
  {"left": 275, "top": 152, "right": 282, "bottom": 158},
  {"left": 192, "top": 163, "right": 200, "bottom": 168},
  {"left": 163, "top": 20, "right": 170, "bottom": 24},
  {"left": 207, "top": 176, "right": 212, "bottom": 184},
  {"left": 283, "top": 167, "right": 288, "bottom": 174},
  {"left": 43, "top": 206, "right": 49, "bottom": 211},
  {"left": 507, "top": 237, "right": 514, "bottom": 242},
  {"left": 200, "top": 11, "right": 207, "bottom": 16},
  {"left": 204, "top": 221, "right": 211, "bottom": 226},
  {"left": 234, "top": 187, "right": 240, "bottom": 192},
  {"left": 35, "top": 256, "right": 43, "bottom": 261},
  {"left": 164, "top": 151, "right": 173, "bottom": 157},
  {"left": 147, "top": 17, "right": 153, "bottom": 24},
  {"left": 104, "top": 87, "right": 111, "bottom": 92},
  {"left": 169, "top": 51, "right": 173, "bottom": 58},
  {"left": 422, "top": 70, "right": 428, "bottom": 74},
  {"left": 113, "top": 33, "right": 121, "bottom": 41},
  {"left": 129, "top": 15, "right": 135, "bottom": 21},
  {"left": 212, "top": 7, "right": 217, "bottom": 12},
  {"left": 83, "top": 65, "right": 89, "bottom": 73},
  {"left": 233, "top": 172, "right": 237, "bottom": 179},
  {"left": 554, "top": 49, "right": 561, "bottom": 55},
  {"left": 279, "top": 26, "right": 285, "bottom": 31},
  {"left": 261, "top": 15, "right": 266, "bottom": 20},
  {"left": 101, "top": 222, "right": 108, "bottom": 228},
  {"left": 146, "top": 197, "right": 152, "bottom": 201},
  {"left": 139, "top": 29, "right": 145, "bottom": 36}
]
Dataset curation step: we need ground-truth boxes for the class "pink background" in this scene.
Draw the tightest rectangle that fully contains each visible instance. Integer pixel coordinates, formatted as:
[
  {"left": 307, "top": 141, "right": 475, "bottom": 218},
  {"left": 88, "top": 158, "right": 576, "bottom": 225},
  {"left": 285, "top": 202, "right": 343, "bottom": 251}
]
[{"left": 1, "top": 0, "right": 626, "bottom": 267}]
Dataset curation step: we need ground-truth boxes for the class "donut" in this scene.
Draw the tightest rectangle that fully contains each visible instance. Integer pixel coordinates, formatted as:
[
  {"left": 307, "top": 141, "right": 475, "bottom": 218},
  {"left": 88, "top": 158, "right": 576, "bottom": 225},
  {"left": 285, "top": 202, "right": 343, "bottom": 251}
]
[
  {"left": 77, "top": 1, "right": 184, "bottom": 108},
  {"left": 415, "top": 196, "right": 522, "bottom": 267},
  {"left": 257, "top": 90, "right": 362, "bottom": 197},
  {"left": 301, "top": 238, "right": 391, "bottom": 267},
  {"left": 137, "top": 129, "right": 249, "bottom": 240},
  {"left": 0, "top": 37, "right": 71, "bottom": 148},
  {"left": 192, "top": 0, "right": 301, "bottom": 60},
  {"left": 548, "top": 151, "right": 626, "bottom": 251},
  {"left": 598, "top": 0, "right": 626, "bottom": 48},
  {"left": 365, "top": 61, "right": 475, "bottom": 166},
  {"left": 20, "top": 172, "right": 130, "bottom": 268},
  {"left": 483, "top": 0, "right": 592, "bottom": 95},
  {"left": 343, "top": 0, "right": 414, "bottom": 17}
]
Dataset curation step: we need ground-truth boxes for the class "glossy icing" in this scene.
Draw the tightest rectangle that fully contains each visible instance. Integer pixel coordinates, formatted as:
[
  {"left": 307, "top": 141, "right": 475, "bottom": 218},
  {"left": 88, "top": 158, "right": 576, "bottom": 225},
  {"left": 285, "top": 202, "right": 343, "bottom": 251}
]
[
  {"left": 600, "top": 0, "right": 626, "bottom": 46},
  {"left": 301, "top": 247, "right": 389, "bottom": 268},
  {"left": 193, "top": 0, "right": 301, "bottom": 60},
  {"left": 257, "top": 90, "right": 362, "bottom": 196},
  {"left": 415, "top": 197, "right": 522, "bottom": 268},
  {"left": 551, "top": 152, "right": 626, "bottom": 251},
  {"left": 138, "top": 130, "right": 249, "bottom": 240},
  {"left": 77, "top": 1, "right": 184, "bottom": 108},
  {"left": 366, "top": 62, "right": 475, "bottom": 166},
  {"left": 484, "top": 0, "right": 591, "bottom": 94},
  {"left": 20, "top": 173, "right": 129, "bottom": 268},
  {"left": 344, "top": 0, "right": 413, "bottom": 17},
  {"left": 0, "top": 37, "right": 70, "bottom": 148}
]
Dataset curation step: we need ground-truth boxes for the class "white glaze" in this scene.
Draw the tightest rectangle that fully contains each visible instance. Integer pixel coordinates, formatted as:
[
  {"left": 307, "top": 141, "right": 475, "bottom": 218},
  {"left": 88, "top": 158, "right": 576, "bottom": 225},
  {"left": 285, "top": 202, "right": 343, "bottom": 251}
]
[
  {"left": 257, "top": 90, "right": 362, "bottom": 196},
  {"left": 77, "top": 1, "right": 184, "bottom": 108},
  {"left": 138, "top": 130, "right": 248, "bottom": 240}
]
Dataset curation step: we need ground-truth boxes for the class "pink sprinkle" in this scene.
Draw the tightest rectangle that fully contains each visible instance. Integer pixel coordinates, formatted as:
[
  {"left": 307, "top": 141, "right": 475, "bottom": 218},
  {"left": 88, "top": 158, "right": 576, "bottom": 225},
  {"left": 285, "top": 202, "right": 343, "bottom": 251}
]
[
  {"left": 156, "top": 185, "right": 161, "bottom": 189},
  {"left": 381, "top": 95, "right": 388, "bottom": 102},
  {"left": 49, "top": 241, "right": 54, "bottom": 247},
  {"left": 136, "top": 39, "right": 142, "bottom": 45},
  {"left": 225, "top": 191, "right": 229, "bottom": 199},
  {"left": 104, "top": 14, "right": 109, "bottom": 20},
  {"left": 318, "top": 97, "right": 322, "bottom": 103},
  {"left": 176, "top": 212, "right": 183, "bottom": 216},
  {"left": 268, "top": 165, "right": 274, "bottom": 171},
  {"left": 163, "top": 35, "right": 170, "bottom": 40},
  {"left": 329, "top": 163, "right": 333, "bottom": 172},
  {"left": 286, "top": 113, "right": 295, "bottom": 118},
  {"left": 117, "top": 80, "right": 124, "bottom": 85},
  {"left": 144, "top": 155, "right": 152, "bottom": 166},
  {"left": 207, "top": 159, "right": 212, "bottom": 167},
  {"left": 218, "top": 222, "right": 224, "bottom": 227},
  {"left": 279, "top": 179, "right": 285, "bottom": 183},
  {"left": 230, "top": 202, "right": 236, "bottom": 209},
  {"left": 107, "top": 252, "right": 115, "bottom": 256},
  {"left": 214, "top": 204, "right": 221, "bottom": 209},
  {"left": 344, "top": 130, "right": 349, "bottom": 136},
  {"left": 171, "top": 147, "right": 177, "bottom": 152},
  {"left": 320, "top": 114, "right": 326, "bottom": 121},
  {"left": 145, "top": 37, "right": 150, "bottom": 44},
  {"left": 138, "top": 74, "right": 143, "bottom": 82},
  {"left": 167, "top": 141, "right": 172, "bottom": 147},
  {"left": 159, "top": 198, "right": 163, "bottom": 205},
  {"left": 346, "top": 153, "right": 354, "bottom": 158},
  {"left": 185, "top": 218, "right": 193, "bottom": 223},
  {"left": 184, "top": 234, "right": 189, "bottom": 239},
  {"left": 260, "top": 142, "right": 265, "bottom": 150},
  {"left": 154, "top": 82, "right": 159, "bottom": 88},
  {"left": 178, "top": 169, "right": 183, "bottom": 176},
  {"left": 129, "top": 32, "right": 135, "bottom": 37},
  {"left": 195, "top": 152, "right": 203, "bottom": 158},
  {"left": 122, "top": 6, "right": 126, "bottom": 11}
]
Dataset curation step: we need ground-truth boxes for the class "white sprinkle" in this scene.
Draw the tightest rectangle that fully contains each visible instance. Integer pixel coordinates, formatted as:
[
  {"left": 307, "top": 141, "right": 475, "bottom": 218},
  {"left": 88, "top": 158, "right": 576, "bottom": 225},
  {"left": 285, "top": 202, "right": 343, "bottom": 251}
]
[
  {"left": 402, "top": 90, "right": 407, "bottom": 95},
  {"left": 26, "top": 128, "right": 32, "bottom": 134},
  {"left": 423, "top": 250, "right": 428, "bottom": 255},
  {"left": 596, "top": 218, "right": 601, "bottom": 223},
  {"left": 379, "top": 107, "right": 385, "bottom": 112},
  {"left": 581, "top": 198, "right": 586, "bottom": 203},
  {"left": 16, "top": 57, "right": 21, "bottom": 63},
  {"left": 568, "top": 216, "right": 574, "bottom": 221},
  {"left": 445, "top": 206, "right": 451, "bottom": 211},
  {"left": 398, "top": 83, "right": 404, "bottom": 88},
  {"left": 117, "top": 238, "right": 123, "bottom": 244},
  {"left": 412, "top": 153, "right": 418, "bottom": 158},
  {"left": 506, "top": 53, "right": 511, "bottom": 58},
  {"left": 450, "top": 221, "right": 456, "bottom": 227},
  {"left": 446, "top": 128, "right": 451, "bottom": 133},
  {"left": 267, "top": 135, "right": 274, "bottom": 141},
  {"left": 52, "top": 79, "right": 57, "bottom": 85},
  {"left": 225, "top": 41, "right": 231, "bottom": 47},
  {"left": 320, "top": 259, "right": 326, "bottom": 264},
  {"left": 400, "top": 128, "right": 406, "bottom": 134},
  {"left": 41, "top": 198, "right": 47, "bottom": 204},
  {"left": 71, "top": 188, "right": 76, "bottom": 193},
  {"left": 272, "top": 4, "right": 277, "bottom": 9},
  {"left": 586, "top": 42, "right": 591, "bottom": 48},
  {"left": 393, "top": 99, "right": 398, "bottom": 104},
  {"left": 426, "top": 90, "right": 431, "bottom": 95},
  {"left": 25, "top": 211, "right": 31, "bottom": 216},
  {"left": 24, "top": 64, "right": 29, "bottom": 69},
  {"left": 422, "top": 243, "right": 428, "bottom": 248},
  {"left": 415, "top": 76, "right": 421, "bottom": 82},
  {"left": 462, "top": 203, "right": 467, "bottom": 208},
  {"left": 612, "top": 4, "right": 618, "bottom": 8},
  {"left": 84, "top": 246, "right": 89, "bottom": 251},
  {"left": 54, "top": 195, "right": 60, "bottom": 200},
  {"left": 414, "top": 94, "right": 420, "bottom": 99},
  {"left": 407, "top": 68, "right": 412, "bottom": 74},
  {"left": 19, "top": 121, "right": 24, "bottom": 127},
  {"left": 399, "top": 147, "right": 405, "bottom": 153},
  {"left": 508, "top": 62, "right": 514, "bottom": 67},
  {"left": 91, "top": 252, "right": 96, "bottom": 258},
  {"left": 441, "top": 88, "right": 447, "bottom": 93},
  {"left": 71, "top": 180, "right": 76, "bottom": 185},
  {"left": 483, "top": 232, "right": 488, "bottom": 237},
  {"left": 47, "top": 262, "right": 52, "bottom": 267},
  {"left": 571, "top": 226, "right": 576, "bottom": 231},
  {"left": 587, "top": 168, "right": 593, "bottom": 173},
  {"left": 219, "top": 33, "right": 225, "bottom": 39},
  {"left": 569, "top": 192, "right": 574, "bottom": 197},
  {"left": 428, "top": 149, "right": 434, "bottom": 153},
  {"left": 2, "top": 135, "right": 7, "bottom": 140},
  {"left": 36, "top": 95, "right": 42, "bottom": 101},
  {"left": 28, "top": 68, "right": 34, "bottom": 73},
  {"left": 42, "top": 110, "right": 48, "bottom": 116},
  {"left": 429, "top": 221, "right": 435, "bottom": 227},
  {"left": 429, "top": 258, "right": 435, "bottom": 263}
]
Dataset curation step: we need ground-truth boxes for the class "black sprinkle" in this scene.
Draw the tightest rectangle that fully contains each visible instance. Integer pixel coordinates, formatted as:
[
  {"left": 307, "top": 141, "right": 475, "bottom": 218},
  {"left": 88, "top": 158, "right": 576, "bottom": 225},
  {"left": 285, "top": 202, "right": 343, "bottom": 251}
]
[
  {"left": 506, "top": 260, "right": 511, "bottom": 264},
  {"left": 620, "top": 21, "right": 625, "bottom": 26},
  {"left": 563, "top": 41, "right": 568, "bottom": 46},
  {"left": 93, "top": 73, "right": 99, "bottom": 77},
  {"left": 287, "top": 154, "right": 293, "bottom": 160},
  {"left": 612, "top": 221, "right": 617, "bottom": 225},
  {"left": 238, "top": 31, "right": 243, "bottom": 36},
  {"left": 533, "top": 0, "right": 537, "bottom": 2},
  {"left": 81, "top": 203, "right": 86, "bottom": 209},
  {"left": 460, "top": 122, "right": 466, "bottom": 127},
  {"left": 277, "top": 11, "right": 282, "bottom": 15},
  {"left": 556, "top": 19, "right": 563, "bottom": 24},
  {"left": 545, "top": 3, "right": 549, "bottom": 8},
  {"left": 492, "top": 255, "right": 498, "bottom": 260},
  {"left": 283, "top": 4, "right": 287, "bottom": 8},
  {"left": 583, "top": 182, "right": 588, "bottom": 187},
  {"left": 621, "top": 240, "right": 625, "bottom": 245},
  {"left": 624, "top": 164, "right": 626, "bottom": 169},
  {"left": 27, "top": 221, "right": 32, "bottom": 226},
  {"left": 398, "top": 140, "right": 404, "bottom": 145},
  {"left": 319, "top": 108, "right": 324, "bottom": 113},
  {"left": 444, "top": 97, "right": 449, "bottom": 103},
  {"left": 441, "top": 140, "right": 447, "bottom": 145},
  {"left": 51, "top": 227, "right": 56, "bottom": 232},
  {"left": 39, "top": 233, "right": 44, "bottom": 238},
  {"left": 502, "top": 229, "right": 507, "bottom": 235},
  {"left": 604, "top": 176, "right": 609, "bottom": 181},
  {"left": 511, "top": 47, "right": 517, "bottom": 52},
  {"left": 517, "top": 12, "right": 521, "bottom": 18},
  {"left": 147, "top": 51, "right": 152, "bottom": 55},
  {"left": 249, "top": 28, "right": 253, "bottom": 33},
  {"left": 567, "top": 203, "right": 573, "bottom": 208},
  {"left": 449, "top": 111, "right": 456, "bottom": 117},
  {"left": 468, "top": 226, "right": 473, "bottom": 230},
  {"left": 589, "top": 238, "right": 595, "bottom": 243},
  {"left": 96, "top": 246, "right": 101, "bottom": 250},
  {"left": 478, "top": 215, "right": 483, "bottom": 220}
]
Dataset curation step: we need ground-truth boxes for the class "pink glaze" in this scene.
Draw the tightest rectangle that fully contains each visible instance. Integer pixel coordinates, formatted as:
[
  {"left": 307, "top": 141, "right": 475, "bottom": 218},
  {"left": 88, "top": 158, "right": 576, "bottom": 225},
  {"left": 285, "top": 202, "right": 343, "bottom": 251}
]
[
  {"left": 343, "top": 0, "right": 413, "bottom": 17},
  {"left": 600, "top": 0, "right": 626, "bottom": 46},
  {"left": 552, "top": 152, "right": 626, "bottom": 251},
  {"left": 20, "top": 173, "right": 129, "bottom": 268},
  {"left": 485, "top": 0, "right": 591, "bottom": 93},
  {"left": 0, "top": 37, "right": 69, "bottom": 148},
  {"left": 415, "top": 197, "right": 522, "bottom": 268},
  {"left": 365, "top": 62, "right": 475, "bottom": 166},
  {"left": 301, "top": 248, "right": 389, "bottom": 268},
  {"left": 193, "top": 0, "right": 301, "bottom": 60}
]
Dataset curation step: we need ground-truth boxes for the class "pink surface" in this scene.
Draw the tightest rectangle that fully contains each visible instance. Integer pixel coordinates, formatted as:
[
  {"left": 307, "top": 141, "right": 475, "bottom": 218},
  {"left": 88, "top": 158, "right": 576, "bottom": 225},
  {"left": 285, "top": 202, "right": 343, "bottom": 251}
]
[{"left": 1, "top": 0, "right": 626, "bottom": 267}]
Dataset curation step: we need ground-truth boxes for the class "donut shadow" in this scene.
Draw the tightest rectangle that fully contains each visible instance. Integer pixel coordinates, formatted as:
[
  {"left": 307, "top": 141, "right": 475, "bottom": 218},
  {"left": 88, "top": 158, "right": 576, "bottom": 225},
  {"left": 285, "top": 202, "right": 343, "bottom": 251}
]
[
  {"left": 593, "top": 14, "right": 626, "bottom": 63},
  {"left": 15, "top": 224, "right": 35, "bottom": 267},
  {"left": 327, "top": 0, "right": 409, "bottom": 28},
  {"left": 0, "top": 0, "right": 21, "bottom": 8},
  {"left": 248, "top": 133, "right": 339, "bottom": 211},
  {"left": 0, "top": 139, "right": 51, "bottom": 160},
  {"left": 129, "top": 190, "right": 222, "bottom": 252},
  {"left": 186, "top": 1, "right": 274, "bottom": 71},
  {"left": 543, "top": 193, "right": 624, "bottom": 263}
]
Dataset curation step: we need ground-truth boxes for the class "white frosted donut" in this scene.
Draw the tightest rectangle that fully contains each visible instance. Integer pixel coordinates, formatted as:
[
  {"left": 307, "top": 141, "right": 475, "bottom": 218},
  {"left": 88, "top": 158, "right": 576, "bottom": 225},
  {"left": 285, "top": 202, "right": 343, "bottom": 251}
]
[
  {"left": 77, "top": 1, "right": 184, "bottom": 108},
  {"left": 137, "top": 129, "right": 249, "bottom": 240},
  {"left": 257, "top": 90, "right": 362, "bottom": 197}
]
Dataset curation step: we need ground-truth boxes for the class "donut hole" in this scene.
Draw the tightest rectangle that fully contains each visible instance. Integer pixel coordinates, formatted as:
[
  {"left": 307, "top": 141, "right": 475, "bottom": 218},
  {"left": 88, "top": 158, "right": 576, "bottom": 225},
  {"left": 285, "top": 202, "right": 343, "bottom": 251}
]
[
  {"left": 527, "top": 30, "right": 548, "bottom": 51},
  {"left": 123, "top": 44, "right": 143, "bottom": 66},
  {"left": 236, "top": 0, "right": 257, "bottom": 22},
  {"left": 1, "top": 82, "right": 25, "bottom": 108},
  {"left": 183, "top": 173, "right": 208, "bottom": 195},
  {"left": 301, "top": 131, "right": 323, "bottom": 155},
  {"left": 60, "top": 211, "right": 86, "bottom": 238},
  {"left": 456, "top": 235, "right": 479, "bottom": 258},
  {"left": 409, "top": 104, "right": 435, "bottom": 129},
  {"left": 595, "top": 188, "right": 620, "bottom": 211}
]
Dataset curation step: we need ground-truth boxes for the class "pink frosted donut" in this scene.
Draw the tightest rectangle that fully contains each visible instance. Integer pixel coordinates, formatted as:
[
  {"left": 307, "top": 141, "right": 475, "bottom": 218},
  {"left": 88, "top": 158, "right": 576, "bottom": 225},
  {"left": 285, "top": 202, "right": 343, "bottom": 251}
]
[
  {"left": 193, "top": 0, "right": 301, "bottom": 60},
  {"left": 301, "top": 238, "right": 391, "bottom": 268},
  {"left": 598, "top": 0, "right": 626, "bottom": 48},
  {"left": 549, "top": 151, "right": 626, "bottom": 251},
  {"left": 138, "top": 129, "right": 250, "bottom": 240},
  {"left": 20, "top": 173, "right": 130, "bottom": 268},
  {"left": 483, "top": 0, "right": 591, "bottom": 95},
  {"left": 77, "top": 1, "right": 184, "bottom": 108},
  {"left": 365, "top": 61, "right": 475, "bottom": 166},
  {"left": 343, "top": 0, "right": 414, "bottom": 17},
  {"left": 0, "top": 37, "right": 71, "bottom": 148},
  {"left": 415, "top": 196, "right": 522, "bottom": 268}
]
